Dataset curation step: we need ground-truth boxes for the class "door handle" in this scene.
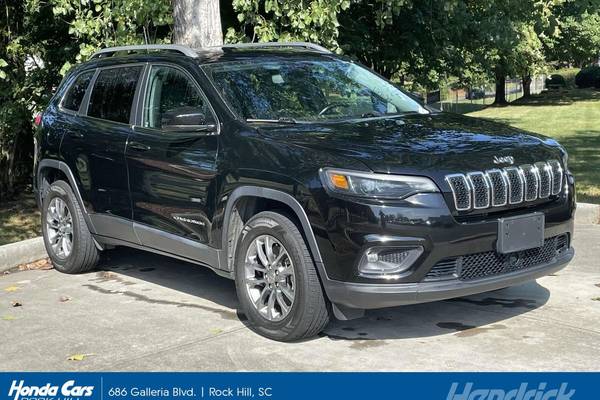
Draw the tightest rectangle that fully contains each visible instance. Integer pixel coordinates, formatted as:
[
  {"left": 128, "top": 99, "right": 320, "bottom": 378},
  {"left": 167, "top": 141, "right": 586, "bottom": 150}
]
[{"left": 129, "top": 142, "right": 151, "bottom": 152}]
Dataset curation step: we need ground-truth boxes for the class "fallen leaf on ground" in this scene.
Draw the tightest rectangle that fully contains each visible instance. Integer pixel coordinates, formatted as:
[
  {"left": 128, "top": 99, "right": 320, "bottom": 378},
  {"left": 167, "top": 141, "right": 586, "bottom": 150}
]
[
  {"left": 210, "top": 328, "right": 223, "bottom": 335},
  {"left": 592, "top": 297, "right": 600, "bottom": 302},
  {"left": 4, "top": 286, "right": 19, "bottom": 292},
  {"left": 59, "top": 296, "right": 72, "bottom": 303},
  {"left": 67, "top": 353, "right": 95, "bottom": 361},
  {"left": 18, "top": 258, "right": 53, "bottom": 271},
  {"left": 11, "top": 301, "right": 22, "bottom": 307},
  {"left": 2, "top": 315, "right": 16, "bottom": 321}
]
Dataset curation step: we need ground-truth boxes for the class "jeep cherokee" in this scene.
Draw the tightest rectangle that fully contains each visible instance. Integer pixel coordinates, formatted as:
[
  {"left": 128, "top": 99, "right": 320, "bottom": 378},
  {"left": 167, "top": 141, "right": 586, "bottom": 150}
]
[{"left": 34, "top": 42, "right": 575, "bottom": 341}]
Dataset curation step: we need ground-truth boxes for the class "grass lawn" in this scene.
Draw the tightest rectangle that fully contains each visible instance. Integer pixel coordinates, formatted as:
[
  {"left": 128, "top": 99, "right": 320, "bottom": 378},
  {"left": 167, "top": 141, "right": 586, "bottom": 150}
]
[
  {"left": 0, "top": 190, "right": 41, "bottom": 246},
  {"left": 467, "top": 88, "right": 600, "bottom": 204}
]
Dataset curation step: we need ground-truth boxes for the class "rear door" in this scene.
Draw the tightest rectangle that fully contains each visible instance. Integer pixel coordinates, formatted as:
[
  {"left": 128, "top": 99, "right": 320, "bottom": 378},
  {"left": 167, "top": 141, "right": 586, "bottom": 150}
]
[
  {"left": 125, "top": 63, "right": 220, "bottom": 264},
  {"left": 60, "top": 64, "right": 144, "bottom": 242}
]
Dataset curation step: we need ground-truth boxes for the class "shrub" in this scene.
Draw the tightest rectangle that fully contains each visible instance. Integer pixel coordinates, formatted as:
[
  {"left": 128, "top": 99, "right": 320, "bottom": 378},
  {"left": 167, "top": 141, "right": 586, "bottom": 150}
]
[
  {"left": 545, "top": 74, "right": 566, "bottom": 87},
  {"left": 575, "top": 66, "right": 600, "bottom": 88}
]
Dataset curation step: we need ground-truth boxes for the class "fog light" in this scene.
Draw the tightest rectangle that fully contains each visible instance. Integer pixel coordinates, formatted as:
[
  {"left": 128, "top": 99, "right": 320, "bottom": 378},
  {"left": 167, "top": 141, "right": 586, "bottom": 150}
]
[{"left": 358, "top": 246, "right": 423, "bottom": 278}]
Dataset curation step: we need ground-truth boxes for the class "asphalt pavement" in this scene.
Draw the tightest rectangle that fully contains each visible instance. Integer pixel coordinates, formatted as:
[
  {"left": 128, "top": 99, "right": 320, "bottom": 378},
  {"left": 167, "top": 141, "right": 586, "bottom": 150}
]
[{"left": 1, "top": 224, "right": 599, "bottom": 371}]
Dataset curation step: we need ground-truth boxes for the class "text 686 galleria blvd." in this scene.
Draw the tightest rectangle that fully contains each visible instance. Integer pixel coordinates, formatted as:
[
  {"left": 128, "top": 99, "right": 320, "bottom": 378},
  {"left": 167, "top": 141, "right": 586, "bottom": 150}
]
[{"left": 108, "top": 386, "right": 274, "bottom": 398}]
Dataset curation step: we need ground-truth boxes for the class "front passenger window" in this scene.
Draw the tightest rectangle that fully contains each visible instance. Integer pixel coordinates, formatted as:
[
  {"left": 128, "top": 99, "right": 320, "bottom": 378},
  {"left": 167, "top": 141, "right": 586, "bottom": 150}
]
[{"left": 143, "top": 66, "right": 214, "bottom": 130}]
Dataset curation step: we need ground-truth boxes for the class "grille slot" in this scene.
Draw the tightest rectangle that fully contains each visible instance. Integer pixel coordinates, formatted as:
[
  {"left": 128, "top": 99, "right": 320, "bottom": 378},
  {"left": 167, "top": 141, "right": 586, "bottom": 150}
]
[
  {"left": 535, "top": 162, "right": 552, "bottom": 198},
  {"left": 446, "top": 160, "right": 562, "bottom": 211},
  {"left": 467, "top": 172, "right": 490, "bottom": 209},
  {"left": 520, "top": 164, "right": 539, "bottom": 202},
  {"left": 446, "top": 174, "right": 471, "bottom": 211},
  {"left": 486, "top": 169, "right": 508, "bottom": 207},
  {"left": 424, "top": 234, "right": 568, "bottom": 281},
  {"left": 505, "top": 167, "right": 524, "bottom": 204},
  {"left": 548, "top": 160, "right": 563, "bottom": 195}
]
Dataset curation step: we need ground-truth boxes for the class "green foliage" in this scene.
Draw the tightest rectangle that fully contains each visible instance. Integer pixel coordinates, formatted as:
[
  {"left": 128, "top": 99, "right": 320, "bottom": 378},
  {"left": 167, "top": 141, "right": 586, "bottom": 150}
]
[
  {"left": 0, "top": 0, "right": 77, "bottom": 199},
  {"left": 51, "top": 0, "right": 172, "bottom": 69},
  {"left": 225, "top": 0, "right": 351, "bottom": 50},
  {"left": 338, "top": 0, "right": 463, "bottom": 87},
  {"left": 575, "top": 66, "right": 600, "bottom": 88},
  {"left": 553, "top": 13, "right": 600, "bottom": 66}
]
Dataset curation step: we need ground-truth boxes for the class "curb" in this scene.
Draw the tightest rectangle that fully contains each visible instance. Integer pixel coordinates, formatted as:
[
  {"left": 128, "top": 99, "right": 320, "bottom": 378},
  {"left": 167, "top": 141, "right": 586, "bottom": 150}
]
[
  {"left": 0, "top": 237, "right": 47, "bottom": 273},
  {"left": 575, "top": 202, "right": 600, "bottom": 225}
]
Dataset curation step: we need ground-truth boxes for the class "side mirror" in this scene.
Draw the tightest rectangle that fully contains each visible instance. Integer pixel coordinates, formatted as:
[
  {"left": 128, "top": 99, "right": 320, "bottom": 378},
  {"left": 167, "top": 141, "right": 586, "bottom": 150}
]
[{"left": 161, "top": 106, "right": 216, "bottom": 134}]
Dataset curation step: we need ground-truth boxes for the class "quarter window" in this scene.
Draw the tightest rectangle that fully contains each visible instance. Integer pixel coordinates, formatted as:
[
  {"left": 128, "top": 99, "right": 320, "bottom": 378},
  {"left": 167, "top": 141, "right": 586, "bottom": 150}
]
[
  {"left": 143, "top": 66, "right": 214, "bottom": 130},
  {"left": 62, "top": 71, "right": 94, "bottom": 112},
  {"left": 88, "top": 66, "right": 142, "bottom": 124}
]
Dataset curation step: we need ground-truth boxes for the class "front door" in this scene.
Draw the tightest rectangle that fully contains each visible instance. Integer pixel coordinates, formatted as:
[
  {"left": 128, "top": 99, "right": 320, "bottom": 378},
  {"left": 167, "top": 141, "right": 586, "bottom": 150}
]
[{"left": 126, "top": 64, "right": 220, "bottom": 264}]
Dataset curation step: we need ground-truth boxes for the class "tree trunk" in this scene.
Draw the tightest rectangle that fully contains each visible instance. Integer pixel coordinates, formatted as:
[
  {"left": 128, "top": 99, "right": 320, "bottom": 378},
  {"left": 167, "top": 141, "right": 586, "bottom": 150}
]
[
  {"left": 522, "top": 75, "right": 532, "bottom": 98},
  {"left": 493, "top": 69, "right": 507, "bottom": 106},
  {"left": 172, "top": 0, "right": 223, "bottom": 48}
]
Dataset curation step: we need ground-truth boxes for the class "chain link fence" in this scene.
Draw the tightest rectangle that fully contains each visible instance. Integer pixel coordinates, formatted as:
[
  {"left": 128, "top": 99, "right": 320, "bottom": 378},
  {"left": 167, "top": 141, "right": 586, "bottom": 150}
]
[{"left": 425, "top": 75, "right": 547, "bottom": 113}]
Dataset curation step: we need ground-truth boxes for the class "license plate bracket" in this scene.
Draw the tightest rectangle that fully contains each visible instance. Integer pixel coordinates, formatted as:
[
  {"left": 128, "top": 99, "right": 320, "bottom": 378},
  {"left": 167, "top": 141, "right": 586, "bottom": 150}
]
[{"left": 497, "top": 212, "right": 545, "bottom": 254}]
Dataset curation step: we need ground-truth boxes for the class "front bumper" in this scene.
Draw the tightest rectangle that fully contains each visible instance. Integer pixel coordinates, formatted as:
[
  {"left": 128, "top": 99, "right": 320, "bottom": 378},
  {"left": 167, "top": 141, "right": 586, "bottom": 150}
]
[{"left": 325, "top": 247, "right": 573, "bottom": 309}]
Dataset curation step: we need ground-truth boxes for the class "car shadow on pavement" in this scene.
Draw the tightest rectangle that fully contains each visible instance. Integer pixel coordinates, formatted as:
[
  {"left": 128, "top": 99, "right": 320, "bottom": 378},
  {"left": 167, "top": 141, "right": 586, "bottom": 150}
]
[{"left": 94, "top": 247, "right": 551, "bottom": 342}]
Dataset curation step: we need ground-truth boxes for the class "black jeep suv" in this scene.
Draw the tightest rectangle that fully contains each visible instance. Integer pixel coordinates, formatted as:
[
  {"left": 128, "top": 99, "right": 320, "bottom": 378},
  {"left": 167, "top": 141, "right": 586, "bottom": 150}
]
[{"left": 34, "top": 42, "right": 575, "bottom": 341}]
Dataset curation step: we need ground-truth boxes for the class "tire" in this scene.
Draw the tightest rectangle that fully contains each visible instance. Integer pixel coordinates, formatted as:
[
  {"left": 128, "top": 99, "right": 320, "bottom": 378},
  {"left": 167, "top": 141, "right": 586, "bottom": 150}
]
[
  {"left": 234, "top": 211, "right": 330, "bottom": 341},
  {"left": 41, "top": 180, "right": 99, "bottom": 273}
]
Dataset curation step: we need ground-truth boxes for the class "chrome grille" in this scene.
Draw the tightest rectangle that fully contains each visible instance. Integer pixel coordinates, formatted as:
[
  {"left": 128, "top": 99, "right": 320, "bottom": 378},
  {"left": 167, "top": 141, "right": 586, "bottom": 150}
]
[
  {"left": 486, "top": 169, "right": 508, "bottom": 207},
  {"left": 425, "top": 234, "right": 569, "bottom": 281},
  {"left": 535, "top": 161, "right": 552, "bottom": 198},
  {"left": 548, "top": 160, "right": 563, "bottom": 195},
  {"left": 467, "top": 172, "right": 490, "bottom": 209},
  {"left": 446, "top": 174, "right": 471, "bottom": 211},
  {"left": 445, "top": 160, "right": 563, "bottom": 211},
  {"left": 521, "top": 164, "right": 539, "bottom": 201}
]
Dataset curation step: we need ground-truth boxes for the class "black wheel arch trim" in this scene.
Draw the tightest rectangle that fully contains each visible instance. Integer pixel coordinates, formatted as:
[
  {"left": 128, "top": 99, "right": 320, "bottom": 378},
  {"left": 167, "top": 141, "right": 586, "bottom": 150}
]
[
  {"left": 37, "top": 158, "right": 97, "bottom": 234},
  {"left": 221, "top": 186, "right": 328, "bottom": 278}
]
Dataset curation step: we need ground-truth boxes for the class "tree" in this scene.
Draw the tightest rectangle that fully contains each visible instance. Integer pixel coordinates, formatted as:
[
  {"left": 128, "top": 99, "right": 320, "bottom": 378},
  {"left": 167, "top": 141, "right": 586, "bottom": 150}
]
[
  {"left": 225, "top": 0, "right": 350, "bottom": 50},
  {"left": 338, "top": 0, "right": 463, "bottom": 88},
  {"left": 173, "top": 0, "right": 223, "bottom": 47},
  {"left": 455, "top": 0, "right": 561, "bottom": 105},
  {"left": 0, "top": 0, "right": 75, "bottom": 199},
  {"left": 51, "top": 0, "right": 172, "bottom": 69}
]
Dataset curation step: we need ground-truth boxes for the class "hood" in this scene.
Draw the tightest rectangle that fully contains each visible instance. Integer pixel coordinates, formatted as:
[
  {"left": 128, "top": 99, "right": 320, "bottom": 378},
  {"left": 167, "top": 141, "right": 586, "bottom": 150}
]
[{"left": 256, "top": 113, "right": 564, "bottom": 178}]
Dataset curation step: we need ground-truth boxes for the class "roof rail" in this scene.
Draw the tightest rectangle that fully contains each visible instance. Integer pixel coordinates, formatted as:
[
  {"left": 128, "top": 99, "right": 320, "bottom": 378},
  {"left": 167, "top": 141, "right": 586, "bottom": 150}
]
[
  {"left": 219, "top": 42, "right": 332, "bottom": 54},
  {"left": 91, "top": 44, "right": 198, "bottom": 59}
]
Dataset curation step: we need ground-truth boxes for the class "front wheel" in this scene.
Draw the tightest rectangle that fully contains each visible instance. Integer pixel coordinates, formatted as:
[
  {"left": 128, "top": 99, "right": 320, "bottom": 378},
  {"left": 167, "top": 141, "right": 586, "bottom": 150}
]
[{"left": 234, "top": 211, "right": 330, "bottom": 341}]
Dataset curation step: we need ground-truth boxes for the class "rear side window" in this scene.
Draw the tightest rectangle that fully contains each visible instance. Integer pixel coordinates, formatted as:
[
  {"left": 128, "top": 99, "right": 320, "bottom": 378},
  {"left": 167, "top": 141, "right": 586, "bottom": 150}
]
[
  {"left": 87, "top": 66, "right": 142, "bottom": 124},
  {"left": 62, "top": 71, "right": 94, "bottom": 112}
]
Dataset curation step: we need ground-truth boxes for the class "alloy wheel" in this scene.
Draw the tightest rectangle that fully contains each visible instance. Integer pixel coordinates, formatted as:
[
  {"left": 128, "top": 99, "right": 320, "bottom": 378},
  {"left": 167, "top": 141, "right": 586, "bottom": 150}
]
[
  {"left": 46, "top": 197, "right": 73, "bottom": 258},
  {"left": 244, "top": 234, "right": 296, "bottom": 321}
]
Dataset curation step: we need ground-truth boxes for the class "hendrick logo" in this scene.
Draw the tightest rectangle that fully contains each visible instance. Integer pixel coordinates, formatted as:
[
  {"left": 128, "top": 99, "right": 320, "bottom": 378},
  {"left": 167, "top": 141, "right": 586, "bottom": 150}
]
[
  {"left": 447, "top": 382, "right": 575, "bottom": 400},
  {"left": 8, "top": 380, "right": 94, "bottom": 400},
  {"left": 493, "top": 155, "right": 515, "bottom": 165}
]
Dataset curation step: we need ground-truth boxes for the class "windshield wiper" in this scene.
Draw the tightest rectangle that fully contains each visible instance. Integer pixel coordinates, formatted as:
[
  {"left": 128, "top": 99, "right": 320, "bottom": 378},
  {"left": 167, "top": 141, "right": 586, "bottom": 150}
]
[
  {"left": 246, "top": 117, "right": 297, "bottom": 124},
  {"left": 360, "top": 112, "right": 383, "bottom": 119}
]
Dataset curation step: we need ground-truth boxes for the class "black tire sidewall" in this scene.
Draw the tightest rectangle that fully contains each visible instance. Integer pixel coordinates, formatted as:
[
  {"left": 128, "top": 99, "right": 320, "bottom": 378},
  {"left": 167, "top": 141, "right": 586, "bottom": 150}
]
[
  {"left": 41, "top": 181, "right": 82, "bottom": 272},
  {"left": 234, "top": 215, "right": 314, "bottom": 340}
]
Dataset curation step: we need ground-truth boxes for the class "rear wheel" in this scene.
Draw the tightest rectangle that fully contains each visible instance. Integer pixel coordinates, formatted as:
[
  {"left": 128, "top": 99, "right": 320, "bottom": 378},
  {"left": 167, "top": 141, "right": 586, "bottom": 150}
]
[
  {"left": 42, "top": 180, "right": 99, "bottom": 273},
  {"left": 234, "top": 211, "right": 330, "bottom": 341}
]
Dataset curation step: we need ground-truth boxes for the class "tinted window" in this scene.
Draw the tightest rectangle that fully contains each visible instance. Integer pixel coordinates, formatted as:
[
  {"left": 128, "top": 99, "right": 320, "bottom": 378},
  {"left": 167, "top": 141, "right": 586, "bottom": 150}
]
[
  {"left": 62, "top": 71, "right": 94, "bottom": 112},
  {"left": 203, "top": 60, "right": 428, "bottom": 121},
  {"left": 88, "top": 66, "right": 142, "bottom": 123},
  {"left": 143, "top": 66, "right": 214, "bottom": 129}
]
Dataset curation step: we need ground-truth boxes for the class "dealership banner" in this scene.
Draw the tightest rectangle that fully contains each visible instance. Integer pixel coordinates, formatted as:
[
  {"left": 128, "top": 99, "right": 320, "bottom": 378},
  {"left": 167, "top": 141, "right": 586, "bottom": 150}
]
[{"left": 1, "top": 372, "right": 598, "bottom": 400}]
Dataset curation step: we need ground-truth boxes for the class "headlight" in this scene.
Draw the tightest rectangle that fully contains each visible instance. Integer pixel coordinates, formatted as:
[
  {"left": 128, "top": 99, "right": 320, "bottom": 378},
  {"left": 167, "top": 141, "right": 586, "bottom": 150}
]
[{"left": 319, "top": 168, "right": 439, "bottom": 199}]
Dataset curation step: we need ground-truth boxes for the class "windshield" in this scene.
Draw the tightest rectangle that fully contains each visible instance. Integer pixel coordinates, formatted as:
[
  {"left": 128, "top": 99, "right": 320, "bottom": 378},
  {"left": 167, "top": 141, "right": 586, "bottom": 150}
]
[{"left": 202, "top": 59, "right": 429, "bottom": 122}]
